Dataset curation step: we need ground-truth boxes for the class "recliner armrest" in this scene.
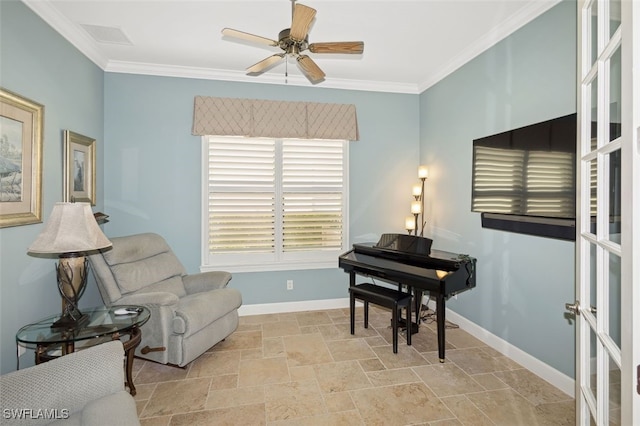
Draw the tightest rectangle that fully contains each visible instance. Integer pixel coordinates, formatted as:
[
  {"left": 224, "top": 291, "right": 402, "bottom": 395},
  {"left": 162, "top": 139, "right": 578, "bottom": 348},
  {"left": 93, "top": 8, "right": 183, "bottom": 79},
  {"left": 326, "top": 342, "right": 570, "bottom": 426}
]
[
  {"left": 183, "top": 271, "right": 232, "bottom": 294},
  {"left": 117, "top": 291, "right": 180, "bottom": 306}
]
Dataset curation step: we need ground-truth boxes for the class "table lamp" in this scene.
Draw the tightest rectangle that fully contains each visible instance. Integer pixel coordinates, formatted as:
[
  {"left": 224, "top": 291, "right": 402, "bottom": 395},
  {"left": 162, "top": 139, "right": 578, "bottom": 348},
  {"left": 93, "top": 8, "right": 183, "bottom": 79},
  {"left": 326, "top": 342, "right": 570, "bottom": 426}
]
[{"left": 28, "top": 202, "right": 112, "bottom": 329}]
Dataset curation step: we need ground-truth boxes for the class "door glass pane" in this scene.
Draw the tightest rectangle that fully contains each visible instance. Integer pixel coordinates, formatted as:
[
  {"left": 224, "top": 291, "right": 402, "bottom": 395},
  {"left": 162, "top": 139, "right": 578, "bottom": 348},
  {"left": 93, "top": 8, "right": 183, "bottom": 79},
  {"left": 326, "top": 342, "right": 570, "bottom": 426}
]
[
  {"left": 608, "top": 252, "right": 621, "bottom": 347},
  {"left": 591, "top": 77, "right": 598, "bottom": 149},
  {"left": 609, "top": 46, "right": 622, "bottom": 141},
  {"left": 609, "top": 150, "right": 621, "bottom": 241},
  {"left": 589, "top": 0, "right": 599, "bottom": 66},
  {"left": 589, "top": 327, "right": 598, "bottom": 402},
  {"left": 589, "top": 242, "right": 597, "bottom": 312},
  {"left": 610, "top": 0, "right": 621, "bottom": 37},
  {"left": 608, "top": 357, "right": 621, "bottom": 425}
]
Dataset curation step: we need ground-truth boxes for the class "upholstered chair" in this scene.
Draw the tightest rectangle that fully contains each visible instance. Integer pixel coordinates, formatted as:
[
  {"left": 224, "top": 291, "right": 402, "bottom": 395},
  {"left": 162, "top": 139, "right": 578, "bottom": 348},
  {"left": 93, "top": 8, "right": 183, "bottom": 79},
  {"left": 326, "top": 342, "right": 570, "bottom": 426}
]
[
  {"left": 88, "top": 233, "right": 242, "bottom": 367},
  {"left": 0, "top": 341, "right": 139, "bottom": 425}
]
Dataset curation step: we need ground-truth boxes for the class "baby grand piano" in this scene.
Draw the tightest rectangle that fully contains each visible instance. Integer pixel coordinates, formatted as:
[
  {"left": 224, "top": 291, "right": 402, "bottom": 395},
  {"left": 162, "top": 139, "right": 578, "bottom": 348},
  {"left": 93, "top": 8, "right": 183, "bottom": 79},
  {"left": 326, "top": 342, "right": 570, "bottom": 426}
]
[{"left": 338, "top": 233, "right": 477, "bottom": 362}]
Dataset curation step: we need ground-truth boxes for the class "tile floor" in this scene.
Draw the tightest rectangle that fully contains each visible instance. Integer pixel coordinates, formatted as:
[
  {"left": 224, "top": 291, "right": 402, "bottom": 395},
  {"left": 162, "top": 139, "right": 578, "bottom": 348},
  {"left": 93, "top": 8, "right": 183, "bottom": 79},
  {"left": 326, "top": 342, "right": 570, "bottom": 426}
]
[{"left": 132, "top": 306, "right": 575, "bottom": 425}]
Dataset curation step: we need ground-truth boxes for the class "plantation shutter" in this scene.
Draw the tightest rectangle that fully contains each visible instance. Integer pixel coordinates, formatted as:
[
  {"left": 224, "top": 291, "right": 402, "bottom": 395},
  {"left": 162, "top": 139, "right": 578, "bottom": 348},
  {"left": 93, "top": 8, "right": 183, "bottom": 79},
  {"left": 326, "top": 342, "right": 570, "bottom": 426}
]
[
  {"left": 207, "top": 137, "right": 345, "bottom": 256},
  {"left": 282, "top": 140, "right": 344, "bottom": 251},
  {"left": 208, "top": 139, "right": 276, "bottom": 253}
]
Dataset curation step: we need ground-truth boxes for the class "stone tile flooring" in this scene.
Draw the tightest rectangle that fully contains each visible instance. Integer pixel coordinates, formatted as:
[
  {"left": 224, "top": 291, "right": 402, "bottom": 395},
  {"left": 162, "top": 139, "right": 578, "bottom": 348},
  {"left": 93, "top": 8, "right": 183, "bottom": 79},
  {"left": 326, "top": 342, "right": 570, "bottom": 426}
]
[{"left": 133, "top": 306, "right": 575, "bottom": 425}]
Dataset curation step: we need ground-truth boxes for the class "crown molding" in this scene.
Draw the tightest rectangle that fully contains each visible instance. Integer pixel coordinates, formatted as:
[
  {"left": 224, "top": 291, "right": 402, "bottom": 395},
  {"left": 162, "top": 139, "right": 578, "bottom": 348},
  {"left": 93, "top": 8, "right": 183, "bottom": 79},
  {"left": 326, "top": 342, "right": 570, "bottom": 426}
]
[
  {"left": 417, "top": 0, "right": 562, "bottom": 93},
  {"left": 22, "top": 0, "right": 109, "bottom": 69},
  {"left": 104, "top": 61, "right": 420, "bottom": 94}
]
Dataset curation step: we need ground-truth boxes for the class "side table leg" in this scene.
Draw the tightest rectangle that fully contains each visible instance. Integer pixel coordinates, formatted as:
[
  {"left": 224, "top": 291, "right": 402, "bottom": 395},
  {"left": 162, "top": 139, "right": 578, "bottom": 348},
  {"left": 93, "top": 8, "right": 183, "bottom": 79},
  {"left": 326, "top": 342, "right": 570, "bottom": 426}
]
[{"left": 119, "top": 326, "right": 142, "bottom": 396}]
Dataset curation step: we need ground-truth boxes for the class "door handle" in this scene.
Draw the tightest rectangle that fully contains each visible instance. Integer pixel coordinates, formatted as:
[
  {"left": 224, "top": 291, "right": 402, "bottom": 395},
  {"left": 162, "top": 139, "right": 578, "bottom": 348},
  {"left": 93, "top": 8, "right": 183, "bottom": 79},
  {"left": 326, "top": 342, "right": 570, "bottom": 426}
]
[{"left": 565, "top": 300, "right": 580, "bottom": 315}]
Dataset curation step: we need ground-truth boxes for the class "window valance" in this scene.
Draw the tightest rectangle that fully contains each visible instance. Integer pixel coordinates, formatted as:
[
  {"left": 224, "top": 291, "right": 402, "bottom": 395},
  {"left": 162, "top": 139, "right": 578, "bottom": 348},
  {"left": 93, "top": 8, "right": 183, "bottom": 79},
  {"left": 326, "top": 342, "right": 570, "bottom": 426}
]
[{"left": 192, "top": 96, "right": 359, "bottom": 141}]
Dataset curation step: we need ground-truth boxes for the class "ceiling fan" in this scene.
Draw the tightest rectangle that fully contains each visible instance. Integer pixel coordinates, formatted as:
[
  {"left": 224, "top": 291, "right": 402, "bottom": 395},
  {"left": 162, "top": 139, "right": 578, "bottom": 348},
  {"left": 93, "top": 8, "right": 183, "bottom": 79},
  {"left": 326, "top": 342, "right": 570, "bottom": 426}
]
[{"left": 221, "top": 0, "right": 364, "bottom": 84}]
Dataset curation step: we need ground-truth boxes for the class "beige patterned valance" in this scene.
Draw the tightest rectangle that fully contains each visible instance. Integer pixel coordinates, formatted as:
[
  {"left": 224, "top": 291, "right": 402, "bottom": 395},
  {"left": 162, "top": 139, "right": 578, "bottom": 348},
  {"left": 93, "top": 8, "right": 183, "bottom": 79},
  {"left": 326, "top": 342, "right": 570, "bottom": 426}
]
[{"left": 192, "top": 96, "right": 359, "bottom": 141}]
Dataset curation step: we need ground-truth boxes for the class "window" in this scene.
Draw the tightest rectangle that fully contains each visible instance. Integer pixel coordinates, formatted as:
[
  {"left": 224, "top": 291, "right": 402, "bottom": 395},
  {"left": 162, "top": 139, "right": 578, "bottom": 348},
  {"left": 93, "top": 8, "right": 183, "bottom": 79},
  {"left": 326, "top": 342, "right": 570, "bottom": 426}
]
[{"left": 201, "top": 136, "right": 348, "bottom": 272}]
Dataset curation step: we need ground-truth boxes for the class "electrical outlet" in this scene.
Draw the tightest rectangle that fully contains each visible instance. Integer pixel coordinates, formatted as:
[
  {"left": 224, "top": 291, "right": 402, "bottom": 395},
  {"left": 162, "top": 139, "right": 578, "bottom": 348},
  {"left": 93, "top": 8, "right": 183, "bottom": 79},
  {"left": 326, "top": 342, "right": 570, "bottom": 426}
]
[
  {"left": 17, "top": 344, "right": 26, "bottom": 357},
  {"left": 286, "top": 279, "right": 293, "bottom": 290}
]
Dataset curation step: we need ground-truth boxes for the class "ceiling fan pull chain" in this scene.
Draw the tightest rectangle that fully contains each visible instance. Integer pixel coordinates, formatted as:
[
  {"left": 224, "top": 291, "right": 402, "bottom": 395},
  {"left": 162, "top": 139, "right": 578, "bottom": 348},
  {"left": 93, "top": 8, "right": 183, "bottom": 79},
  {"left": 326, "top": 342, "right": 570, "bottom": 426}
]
[{"left": 285, "top": 56, "right": 289, "bottom": 84}]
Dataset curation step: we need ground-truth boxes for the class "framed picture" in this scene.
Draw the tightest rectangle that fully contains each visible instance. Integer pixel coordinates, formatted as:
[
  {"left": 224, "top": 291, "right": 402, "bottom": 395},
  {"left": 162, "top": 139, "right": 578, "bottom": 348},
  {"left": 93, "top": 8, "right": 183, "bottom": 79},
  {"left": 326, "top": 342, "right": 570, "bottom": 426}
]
[
  {"left": 64, "top": 130, "right": 96, "bottom": 205},
  {"left": 0, "top": 88, "right": 43, "bottom": 228}
]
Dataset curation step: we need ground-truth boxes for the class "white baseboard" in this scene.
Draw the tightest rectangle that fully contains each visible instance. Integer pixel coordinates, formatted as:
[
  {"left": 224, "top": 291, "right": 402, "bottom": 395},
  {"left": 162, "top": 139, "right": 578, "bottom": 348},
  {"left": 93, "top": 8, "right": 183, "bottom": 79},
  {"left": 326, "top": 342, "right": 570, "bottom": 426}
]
[
  {"left": 425, "top": 299, "right": 576, "bottom": 398},
  {"left": 238, "top": 298, "right": 353, "bottom": 316},
  {"left": 239, "top": 297, "right": 575, "bottom": 398}
]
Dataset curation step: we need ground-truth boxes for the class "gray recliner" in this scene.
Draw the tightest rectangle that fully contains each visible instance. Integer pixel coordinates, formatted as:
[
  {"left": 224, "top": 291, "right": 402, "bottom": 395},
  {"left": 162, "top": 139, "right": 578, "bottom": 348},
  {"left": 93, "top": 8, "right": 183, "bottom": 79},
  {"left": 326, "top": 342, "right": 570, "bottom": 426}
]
[{"left": 88, "top": 232, "right": 242, "bottom": 367}]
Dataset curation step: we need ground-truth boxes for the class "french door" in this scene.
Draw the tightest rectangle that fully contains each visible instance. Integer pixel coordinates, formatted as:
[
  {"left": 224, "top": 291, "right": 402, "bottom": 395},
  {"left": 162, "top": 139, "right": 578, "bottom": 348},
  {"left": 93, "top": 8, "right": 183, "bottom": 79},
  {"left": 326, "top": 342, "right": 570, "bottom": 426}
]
[{"left": 573, "top": 0, "right": 639, "bottom": 424}]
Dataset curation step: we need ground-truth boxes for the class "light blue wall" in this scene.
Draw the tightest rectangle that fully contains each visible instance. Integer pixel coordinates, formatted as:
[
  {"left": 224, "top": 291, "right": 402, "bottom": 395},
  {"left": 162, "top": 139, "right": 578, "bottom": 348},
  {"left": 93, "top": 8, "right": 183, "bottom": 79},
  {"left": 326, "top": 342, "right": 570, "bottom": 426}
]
[
  {"left": 1, "top": 0, "right": 578, "bottom": 380},
  {"left": 0, "top": 0, "right": 105, "bottom": 373},
  {"left": 418, "top": 0, "right": 577, "bottom": 377},
  {"left": 103, "top": 74, "right": 420, "bottom": 304}
]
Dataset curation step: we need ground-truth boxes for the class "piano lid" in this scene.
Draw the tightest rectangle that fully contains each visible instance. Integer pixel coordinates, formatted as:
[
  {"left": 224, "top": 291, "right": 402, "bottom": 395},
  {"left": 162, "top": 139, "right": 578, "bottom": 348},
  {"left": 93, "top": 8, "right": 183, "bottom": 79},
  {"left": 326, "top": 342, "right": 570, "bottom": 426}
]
[{"left": 351, "top": 233, "right": 463, "bottom": 271}]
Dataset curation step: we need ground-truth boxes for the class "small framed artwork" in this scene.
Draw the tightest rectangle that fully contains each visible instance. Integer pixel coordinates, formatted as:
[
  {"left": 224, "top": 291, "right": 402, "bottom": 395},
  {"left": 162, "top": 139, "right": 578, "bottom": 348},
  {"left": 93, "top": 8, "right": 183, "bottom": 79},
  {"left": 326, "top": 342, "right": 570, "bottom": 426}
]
[
  {"left": 0, "top": 88, "right": 43, "bottom": 228},
  {"left": 63, "top": 130, "right": 96, "bottom": 205}
]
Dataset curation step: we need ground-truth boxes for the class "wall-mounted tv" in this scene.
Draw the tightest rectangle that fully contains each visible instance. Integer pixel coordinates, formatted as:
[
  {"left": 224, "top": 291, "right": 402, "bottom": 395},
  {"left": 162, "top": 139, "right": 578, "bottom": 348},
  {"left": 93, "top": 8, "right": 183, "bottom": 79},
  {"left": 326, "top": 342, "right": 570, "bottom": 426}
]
[{"left": 471, "top": 113, "right": 577, "bottom": 241}]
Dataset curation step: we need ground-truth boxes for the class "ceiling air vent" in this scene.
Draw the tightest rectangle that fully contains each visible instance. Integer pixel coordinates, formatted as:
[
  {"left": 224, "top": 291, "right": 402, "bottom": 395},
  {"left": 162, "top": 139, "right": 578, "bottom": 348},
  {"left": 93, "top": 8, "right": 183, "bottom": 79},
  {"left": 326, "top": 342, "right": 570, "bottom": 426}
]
[{"left": 80, "top": 24, "right": 132, "bottom": 45}]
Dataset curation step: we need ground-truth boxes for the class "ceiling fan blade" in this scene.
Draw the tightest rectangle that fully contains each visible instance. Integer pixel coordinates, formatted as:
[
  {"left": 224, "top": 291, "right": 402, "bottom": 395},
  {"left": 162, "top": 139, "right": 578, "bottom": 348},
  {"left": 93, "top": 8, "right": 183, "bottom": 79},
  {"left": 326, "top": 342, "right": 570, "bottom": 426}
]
[
  {"left": 308, "top": 41, "right": 364, "bottom": 54},
  {"left": 290, "top": 3, "right": 316, "bottom": 41},
  {"left": 221, "top": 28, "right": 278, "bottom": 47},
  {"left": 296, "top": 55, "right": 325, "bottom": 83},
  {"left": 246, "top": 54, "right": 285, "bottom": 74}
]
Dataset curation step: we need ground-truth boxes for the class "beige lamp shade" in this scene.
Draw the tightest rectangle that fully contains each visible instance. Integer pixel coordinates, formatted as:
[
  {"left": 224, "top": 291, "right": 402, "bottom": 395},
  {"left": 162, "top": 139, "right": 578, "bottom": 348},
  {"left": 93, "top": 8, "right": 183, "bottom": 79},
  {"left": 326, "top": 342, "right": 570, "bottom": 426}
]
[
  {"left": 405, "top": 216, "right": 415, "bottom": 231},
  {"left": 412, "top": 183, "right": 422, "bottom": 198},
  {"left": 28, "top": 202, "right": 112, "bottom": 254}
]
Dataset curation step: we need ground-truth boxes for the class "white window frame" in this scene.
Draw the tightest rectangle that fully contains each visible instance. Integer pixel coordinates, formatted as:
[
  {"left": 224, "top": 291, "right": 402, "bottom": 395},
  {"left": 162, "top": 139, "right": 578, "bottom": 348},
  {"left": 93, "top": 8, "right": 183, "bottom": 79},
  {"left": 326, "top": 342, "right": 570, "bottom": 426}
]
[{"left": 201, "top": 136, "right": 349, "bottom": 273}]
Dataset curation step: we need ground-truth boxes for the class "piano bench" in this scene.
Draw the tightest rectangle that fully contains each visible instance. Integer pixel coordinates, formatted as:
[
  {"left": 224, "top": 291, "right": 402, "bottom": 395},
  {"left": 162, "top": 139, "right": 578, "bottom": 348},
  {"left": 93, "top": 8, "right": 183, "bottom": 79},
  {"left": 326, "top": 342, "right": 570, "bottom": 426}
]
[{"left": 349, "top": 283, "right": 412, "bottom": 353}]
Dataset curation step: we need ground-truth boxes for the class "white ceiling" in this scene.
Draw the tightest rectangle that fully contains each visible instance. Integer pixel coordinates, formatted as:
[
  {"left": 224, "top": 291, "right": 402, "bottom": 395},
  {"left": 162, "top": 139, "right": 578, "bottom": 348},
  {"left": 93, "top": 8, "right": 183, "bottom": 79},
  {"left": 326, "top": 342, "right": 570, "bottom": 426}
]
[{"left": 23, "top": 0, "right": 561, "bottom": 94}]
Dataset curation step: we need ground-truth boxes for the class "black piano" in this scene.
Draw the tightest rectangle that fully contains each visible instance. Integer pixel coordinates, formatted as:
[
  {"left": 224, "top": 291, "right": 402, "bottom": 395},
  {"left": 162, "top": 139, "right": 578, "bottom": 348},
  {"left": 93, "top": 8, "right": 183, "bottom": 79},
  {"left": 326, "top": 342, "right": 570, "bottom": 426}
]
[{"left": 338, "top": 233, "right": 476, "bottom": 362}]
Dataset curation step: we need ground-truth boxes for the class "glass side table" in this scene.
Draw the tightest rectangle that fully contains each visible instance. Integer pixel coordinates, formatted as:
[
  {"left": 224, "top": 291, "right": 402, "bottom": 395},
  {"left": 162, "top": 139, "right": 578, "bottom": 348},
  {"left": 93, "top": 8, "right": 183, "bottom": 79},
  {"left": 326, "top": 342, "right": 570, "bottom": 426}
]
[{"left": 16, "top": 305, "right": 150, "bottom": 396}]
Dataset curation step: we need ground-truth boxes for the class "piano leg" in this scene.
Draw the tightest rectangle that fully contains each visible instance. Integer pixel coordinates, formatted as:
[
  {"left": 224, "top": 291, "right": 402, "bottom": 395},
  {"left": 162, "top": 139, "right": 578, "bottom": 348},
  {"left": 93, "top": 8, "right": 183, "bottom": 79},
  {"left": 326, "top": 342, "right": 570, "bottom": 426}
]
[
  {"left": 350, "top": 291, "right": 355, "bottom": 335},
  {"left": 436, "top": 293, "right": 446, "bottom": 363},
  {"left": 349, "top": 272, "right": 356, "bottom": 335}
]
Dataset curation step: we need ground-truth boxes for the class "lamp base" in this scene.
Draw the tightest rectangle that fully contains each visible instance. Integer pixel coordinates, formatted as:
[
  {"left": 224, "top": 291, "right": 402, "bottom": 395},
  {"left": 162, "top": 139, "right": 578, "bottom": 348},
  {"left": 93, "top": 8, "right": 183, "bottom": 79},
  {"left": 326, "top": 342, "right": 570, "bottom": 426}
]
[
  {"left": 53, "top": 254, "right": 90, "bottom": 330},
  {"left": 50, "top": 312, "right": 89, "bottom": 330}
]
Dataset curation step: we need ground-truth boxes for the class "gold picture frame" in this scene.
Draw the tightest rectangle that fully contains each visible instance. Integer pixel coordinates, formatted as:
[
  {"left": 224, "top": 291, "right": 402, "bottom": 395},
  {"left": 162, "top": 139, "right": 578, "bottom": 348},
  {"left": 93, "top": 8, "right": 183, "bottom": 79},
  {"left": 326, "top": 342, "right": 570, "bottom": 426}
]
[
  {"left": 0, "top": 88, "right": 43, "bottom": 228},
  {"left": 63, "top": 130, "right": 96, "bottom": 205}
]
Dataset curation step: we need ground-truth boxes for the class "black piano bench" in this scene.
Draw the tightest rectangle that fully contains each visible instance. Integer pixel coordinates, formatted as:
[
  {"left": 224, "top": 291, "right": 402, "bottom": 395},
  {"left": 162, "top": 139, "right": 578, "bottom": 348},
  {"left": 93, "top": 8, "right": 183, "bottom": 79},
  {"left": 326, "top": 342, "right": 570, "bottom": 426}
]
[{"left": 349, "top": 283, "right": 412, "bottom": 353}]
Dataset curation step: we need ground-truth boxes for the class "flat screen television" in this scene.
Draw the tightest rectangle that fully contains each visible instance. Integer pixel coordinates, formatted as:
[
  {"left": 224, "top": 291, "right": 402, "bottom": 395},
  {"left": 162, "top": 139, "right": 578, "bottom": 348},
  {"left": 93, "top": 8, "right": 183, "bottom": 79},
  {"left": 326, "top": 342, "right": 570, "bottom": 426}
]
[{"left": 471, "top": 113, "right": 577, "bottom": 240}]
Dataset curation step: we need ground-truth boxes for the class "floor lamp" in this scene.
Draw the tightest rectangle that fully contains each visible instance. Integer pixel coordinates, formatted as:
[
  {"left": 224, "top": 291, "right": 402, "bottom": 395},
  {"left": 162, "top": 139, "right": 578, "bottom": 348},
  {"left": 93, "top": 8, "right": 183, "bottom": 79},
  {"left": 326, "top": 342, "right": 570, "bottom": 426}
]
[{"left": 405, "top": 165, "right": 428, "bottom": 236}]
